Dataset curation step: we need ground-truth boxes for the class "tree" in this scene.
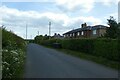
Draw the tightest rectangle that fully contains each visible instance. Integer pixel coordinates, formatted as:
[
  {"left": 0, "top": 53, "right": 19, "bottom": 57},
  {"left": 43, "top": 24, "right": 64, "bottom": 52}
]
[
  {"left": 105, "top": 16, "right": 119, "bottom": 39},
  {"left": 43, "top": 34, "right": 49, "bottom": 40},
  {"left": 34, "top": 35, "right": 43, "bottom": 43}
]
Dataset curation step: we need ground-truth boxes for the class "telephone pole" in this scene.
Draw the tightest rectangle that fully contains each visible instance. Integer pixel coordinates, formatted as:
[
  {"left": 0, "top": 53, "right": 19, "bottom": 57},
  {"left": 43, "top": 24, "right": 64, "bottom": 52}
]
[
  {"left": 49, "top": 22, "right": 51, "bottom": 39},
  {"left": 38, "top": 31, "right": 39, "bottom": 35}
]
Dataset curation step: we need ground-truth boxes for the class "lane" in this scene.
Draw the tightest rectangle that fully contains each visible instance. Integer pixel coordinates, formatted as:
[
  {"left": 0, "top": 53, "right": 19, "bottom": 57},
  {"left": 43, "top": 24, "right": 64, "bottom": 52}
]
[{"left": 24, "top": 43, "right": 118, "bottom": 78}]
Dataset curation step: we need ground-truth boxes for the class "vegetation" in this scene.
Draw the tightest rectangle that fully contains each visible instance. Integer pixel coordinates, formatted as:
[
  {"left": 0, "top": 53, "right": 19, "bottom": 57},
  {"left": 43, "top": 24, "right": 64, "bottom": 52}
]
[
  {"left": 34, "top": 34, "right": 49, "bottom": 44},
  {"left": 35, "top": 38, "right": 118, "bottom": 61},
  {"left": 2, "top": 26, "right": 26, "bottom": 78},
  {"left": 0, "top": 28, "right": 2, "bottom": 79},
  {"left": 105, "top": 16, "right": 120, "bottom": 39}
]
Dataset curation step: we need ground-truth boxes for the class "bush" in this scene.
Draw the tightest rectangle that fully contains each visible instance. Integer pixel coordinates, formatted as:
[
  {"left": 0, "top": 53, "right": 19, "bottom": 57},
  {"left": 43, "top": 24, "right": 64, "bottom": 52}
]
[
  {"left": 34, "top": 38, "right": 118, "bottom": 62},
  {"left": 61, "top": 39, "right": 94, "bottom": 54},
  {"left": 93, "top": 39, "right": 118, "bottom": 61}
]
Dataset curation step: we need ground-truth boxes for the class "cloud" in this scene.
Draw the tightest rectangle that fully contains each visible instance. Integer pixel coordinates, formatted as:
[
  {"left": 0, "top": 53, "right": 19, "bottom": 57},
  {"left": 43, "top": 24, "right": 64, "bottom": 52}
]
[
  {"left": 54, "top": 0, "right": 119, "bottom": 13},
  {"left": 55, "top": 0, "right": 95, "bottom": 13},
  {"left": 64, "top": 16, "right": 103, "bottom": 30},
  {"left": 100, "top": 0, "right": 120, "bottom": 6},
  {"left": 0, "top": 5, "right": 70, "bottom": 38},
  {"left": 1, "top": 5, "right": 105, "bottom": 39},
  {"left": 2, "top": 0, "right": 55, "bottom": 2}
]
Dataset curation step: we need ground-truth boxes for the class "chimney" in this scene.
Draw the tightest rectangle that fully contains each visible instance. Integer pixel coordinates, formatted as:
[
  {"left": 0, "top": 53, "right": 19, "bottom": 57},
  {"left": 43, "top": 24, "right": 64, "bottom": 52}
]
[
  {"left": 84, "top": 23, "right": 87, "bottom": 27},
  {"left": 81, "top": 24, "right": 84, "bottom": 28},
  {"left": 81, "top": 23, "right": 87, "bottom": 28}
]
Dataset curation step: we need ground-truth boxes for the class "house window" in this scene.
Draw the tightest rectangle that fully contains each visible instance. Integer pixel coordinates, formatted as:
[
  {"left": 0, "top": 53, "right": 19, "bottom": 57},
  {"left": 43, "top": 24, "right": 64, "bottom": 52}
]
[
  {"left": 81, "top": 31, "right": 84, "bottom": 35},
  {"left": 70, "top": 34, "right": 72, "bottom": 37},
  {"left": 73, "top": 33, "right": 75, "bottom": 36},
  {"left": 93, "top": 30, "right": 97, "bottom": 34},
  {"left": 66, "top": 34, "right": 68, "bottom": 37},
  {"left": 77, "top": 32, "right": 80, "bottom": 36}
]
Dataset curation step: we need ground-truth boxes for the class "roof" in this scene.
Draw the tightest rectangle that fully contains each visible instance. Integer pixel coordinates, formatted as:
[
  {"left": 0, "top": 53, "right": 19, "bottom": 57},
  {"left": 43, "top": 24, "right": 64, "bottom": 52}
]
[
  {"left": 63, "top": 25, "right": 107, "bottom": 35},
  {"left": 92, "top": 25, "right": 107, "bottom": 30},
  {"left": 82, "top": 26, "right": 92, "bottom": 30},
  {"left": 63, "top": 28, "right": 81, "bottom": 35}
]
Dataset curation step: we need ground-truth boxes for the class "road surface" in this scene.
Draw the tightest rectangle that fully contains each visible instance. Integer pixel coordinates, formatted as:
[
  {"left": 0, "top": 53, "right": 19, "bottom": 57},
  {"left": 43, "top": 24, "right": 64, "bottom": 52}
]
[{"left": 24, "top": 43, "right": 118, "bottom": 78}]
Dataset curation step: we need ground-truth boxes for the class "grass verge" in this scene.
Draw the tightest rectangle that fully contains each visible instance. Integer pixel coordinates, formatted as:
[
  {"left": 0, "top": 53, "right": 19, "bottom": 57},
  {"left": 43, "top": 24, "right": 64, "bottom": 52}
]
[
  {"left": 39, "top": 44, "right": 119, "bottom": 70},
  {"left": 55, "top": 48, "right": 119, "bottom": 70}
]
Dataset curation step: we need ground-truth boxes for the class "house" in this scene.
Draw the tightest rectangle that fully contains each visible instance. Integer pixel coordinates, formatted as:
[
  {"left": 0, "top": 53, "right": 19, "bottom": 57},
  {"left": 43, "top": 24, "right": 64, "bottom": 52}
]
[
  {"left": 63, "top": 23, "right": 108, "bottom": 38},
  {"left": 53, "top": 33, "right": 64, "bottom": 39}
]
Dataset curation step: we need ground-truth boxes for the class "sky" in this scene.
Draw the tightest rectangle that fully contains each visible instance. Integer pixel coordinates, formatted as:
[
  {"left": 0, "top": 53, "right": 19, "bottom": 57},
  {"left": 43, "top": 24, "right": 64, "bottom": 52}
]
[{"left": 0, "top": 0, "right": 119, "bottom": 39}]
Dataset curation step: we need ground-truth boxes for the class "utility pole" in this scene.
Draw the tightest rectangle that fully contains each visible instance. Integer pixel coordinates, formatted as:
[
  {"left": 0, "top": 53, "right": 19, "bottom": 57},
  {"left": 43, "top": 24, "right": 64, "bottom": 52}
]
[
  {"left": 26, "top": 24, "right": 27, "bottom": 40},
  {"left": 49, "top": 22, "right": 51, "bottom": 39},
  {"left": 38, "top": 31, "right": 39, "bottom": 35}
]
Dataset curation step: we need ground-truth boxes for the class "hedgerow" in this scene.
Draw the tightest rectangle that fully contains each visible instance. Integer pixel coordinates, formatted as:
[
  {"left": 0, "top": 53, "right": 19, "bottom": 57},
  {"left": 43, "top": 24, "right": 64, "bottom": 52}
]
[
  {"left": 35, "top": 38, "right": 119, "bottom": 62},
  {"left": 2, "top": 27, "right": 26, "bottom": 78},
  {"left": 93, "top": 39, "right": 118, "bottom": 61}
]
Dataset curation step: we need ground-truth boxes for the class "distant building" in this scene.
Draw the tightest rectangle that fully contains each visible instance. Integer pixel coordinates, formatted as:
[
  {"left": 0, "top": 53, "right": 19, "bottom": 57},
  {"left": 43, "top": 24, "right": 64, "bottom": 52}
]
[
  {"left": 63, "top": 23, "right": 108, "bottom": 38},
  {"left": 53, "top": 33, "right": 64, "bottom": 39}
]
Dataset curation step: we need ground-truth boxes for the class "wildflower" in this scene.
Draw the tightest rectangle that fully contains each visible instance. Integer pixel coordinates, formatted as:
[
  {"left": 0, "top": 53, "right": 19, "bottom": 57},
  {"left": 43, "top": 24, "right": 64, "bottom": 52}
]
[
  {"left": 9, "top": 73, "right": 12, "bottom": 76},
  {"left": 6, "top": 67, "right": 9, "bottom": 70},
  {"left": 10, "top": 50, "right": 18, "bottom": 55},
  {"left": 3, "top": 62, "right": 9, "bottom": 66},
  {"left": 2, "top": 49, "right": 8, "bottom": 52},
  {"left": 14, "top": 58, "right": 18, "bottom": 61}
]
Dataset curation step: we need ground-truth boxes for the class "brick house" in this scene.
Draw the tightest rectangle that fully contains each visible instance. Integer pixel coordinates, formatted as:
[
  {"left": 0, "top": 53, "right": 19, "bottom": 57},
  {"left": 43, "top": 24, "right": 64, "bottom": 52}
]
[{"left": 63, "top": 23, "right": 108, "bottom": 38}]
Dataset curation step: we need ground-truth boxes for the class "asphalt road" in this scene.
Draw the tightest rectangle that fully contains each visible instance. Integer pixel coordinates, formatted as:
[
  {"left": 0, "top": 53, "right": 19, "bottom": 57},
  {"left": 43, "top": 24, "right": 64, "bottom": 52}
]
[{"left": 24, "top": 43, "right": 118, "bottom": 78}]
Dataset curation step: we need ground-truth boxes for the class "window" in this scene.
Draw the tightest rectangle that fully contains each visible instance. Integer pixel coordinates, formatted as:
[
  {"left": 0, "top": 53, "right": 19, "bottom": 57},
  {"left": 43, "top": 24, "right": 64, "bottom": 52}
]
[
  {"left": 81, "top": 31, "right": 84, "bottom": 35},
  {"left": 93, "top": 30, "right": 97, "bottom": 34},
  {"left": 73, "top": 33, "right": 75, "bottom": 36},
  {"left": 77, "top": 32, "right": 80, "bottom": 36},
  {"left": 66, "top": 34, "right": 68, "bottom": 37},
  {"left": 70, "top": 34, "right": 72, "bottom": 37}
]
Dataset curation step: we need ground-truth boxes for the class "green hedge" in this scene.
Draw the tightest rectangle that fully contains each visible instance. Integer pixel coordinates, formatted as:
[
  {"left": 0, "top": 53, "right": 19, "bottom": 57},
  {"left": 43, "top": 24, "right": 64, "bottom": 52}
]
[
  {"left": 93, "top": 39, "right": 118, "bottom": 61},
  {"left": 61, "top": 39, "right": 94, "bottom": 54},
  {"left": 34, "top": 38, "right": 119, "bottom": 61},
  {"left": 43, "top": 39, "right": 60, "bottom": 47},
  {"left": 2, "top": 28, "right": 25, "bottom": 50}
]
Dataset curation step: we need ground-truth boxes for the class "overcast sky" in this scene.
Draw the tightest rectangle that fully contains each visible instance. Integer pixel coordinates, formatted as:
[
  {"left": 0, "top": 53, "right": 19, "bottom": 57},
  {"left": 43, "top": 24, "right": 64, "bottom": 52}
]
[{"left": 0, "top": 0, "right": 119, "bottom": 39}]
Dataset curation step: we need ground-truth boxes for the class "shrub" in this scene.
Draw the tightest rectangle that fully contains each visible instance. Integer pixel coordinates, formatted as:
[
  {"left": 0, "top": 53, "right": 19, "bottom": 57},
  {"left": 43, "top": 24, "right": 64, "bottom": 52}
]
[
  {"left": 61, "top": 39, "right": 94, "bottom": 54},
  {"left": 93, "top": 39, "right": 118, "bottom": 61},
  {"left": 35, "top": 38, "right": 118, "bottom": 62}
]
